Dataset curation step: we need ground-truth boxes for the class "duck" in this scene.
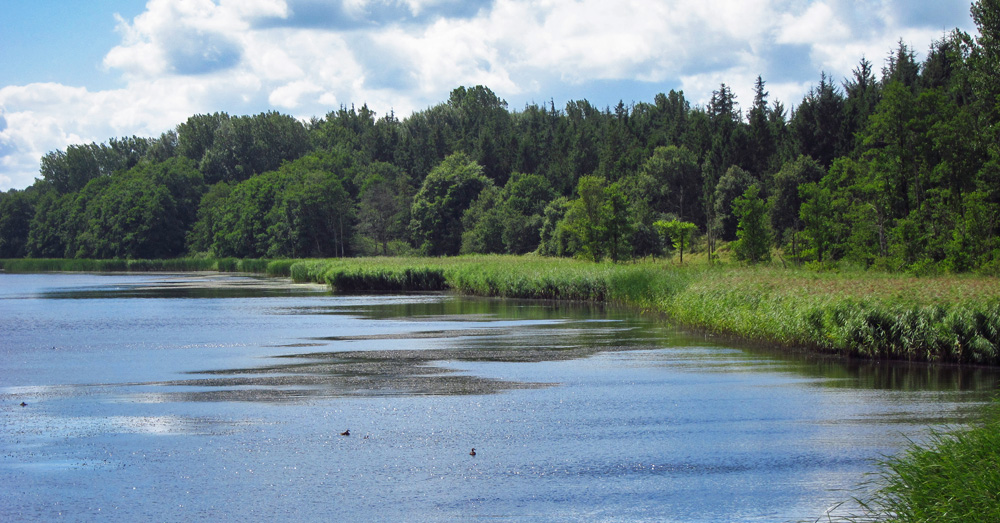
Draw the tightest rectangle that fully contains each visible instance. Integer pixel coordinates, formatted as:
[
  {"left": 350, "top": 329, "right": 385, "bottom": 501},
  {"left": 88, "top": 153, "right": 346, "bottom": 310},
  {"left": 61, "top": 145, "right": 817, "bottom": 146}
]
[
  {"left": 340, "top": 429, "right": 350, "bottom": 436},
  {"left": 19, "top": 402, "right": 27, "bottom": 407},
  {"left": 470, "top": 448, "right": 476, "bottom": 456}
]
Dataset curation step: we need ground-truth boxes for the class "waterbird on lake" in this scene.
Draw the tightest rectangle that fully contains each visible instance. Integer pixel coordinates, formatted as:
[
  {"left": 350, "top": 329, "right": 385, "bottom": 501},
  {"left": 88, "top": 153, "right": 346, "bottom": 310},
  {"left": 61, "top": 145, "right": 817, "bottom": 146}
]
[
  {"left": 20, "top": 402, "right": 27, "bottom": 407},
  {"left": 470, "top": 448, "right": 476, "bottom": 456},
  {"left": 340, "top": 429, "right": 350, "bottom": 436}
]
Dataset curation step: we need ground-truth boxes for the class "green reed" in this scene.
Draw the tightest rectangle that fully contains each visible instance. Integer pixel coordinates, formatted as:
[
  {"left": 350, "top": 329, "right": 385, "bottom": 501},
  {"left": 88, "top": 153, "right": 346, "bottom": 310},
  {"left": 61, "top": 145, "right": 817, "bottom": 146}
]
[{"left": 850, "top": 400, "right": 1000, "bottom": 523}]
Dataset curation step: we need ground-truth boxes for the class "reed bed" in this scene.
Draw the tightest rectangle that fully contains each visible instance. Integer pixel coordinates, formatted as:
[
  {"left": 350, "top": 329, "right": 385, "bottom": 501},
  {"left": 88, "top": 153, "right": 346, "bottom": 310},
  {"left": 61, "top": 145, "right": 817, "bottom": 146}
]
[
  {"left": 663, "top": 267, "right": 1000, "bottom": 364},
  {"left": 850, "top": 401, "right": 1000, "bottom": 523}
]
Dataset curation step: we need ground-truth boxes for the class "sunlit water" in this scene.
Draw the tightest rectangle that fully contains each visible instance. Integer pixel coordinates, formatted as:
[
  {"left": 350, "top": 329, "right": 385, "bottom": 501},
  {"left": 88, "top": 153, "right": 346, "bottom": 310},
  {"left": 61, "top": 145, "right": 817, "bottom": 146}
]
[{"left": 1, "top": 273, "right": 997, "bottom": 521}]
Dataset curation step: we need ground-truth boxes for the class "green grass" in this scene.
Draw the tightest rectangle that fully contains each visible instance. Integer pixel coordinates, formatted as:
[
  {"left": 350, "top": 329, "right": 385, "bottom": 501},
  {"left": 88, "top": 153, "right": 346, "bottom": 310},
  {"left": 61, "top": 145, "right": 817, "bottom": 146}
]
[{"left": 850, "top": 401, "right": 1000, "bottom": 523}]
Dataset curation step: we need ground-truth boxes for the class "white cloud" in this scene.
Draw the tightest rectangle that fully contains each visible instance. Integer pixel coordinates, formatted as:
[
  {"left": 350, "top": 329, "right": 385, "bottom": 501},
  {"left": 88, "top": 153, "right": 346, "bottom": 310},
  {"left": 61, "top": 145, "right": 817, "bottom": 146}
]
[
  {"left": 0, "top": 0, "right": 980, "bottom": 190},
  {"left": 778, "top": 2, "right": 852, "bottom": 45},
  {"left": 268, "top": 80, "right": 323, "bottom": 109}
]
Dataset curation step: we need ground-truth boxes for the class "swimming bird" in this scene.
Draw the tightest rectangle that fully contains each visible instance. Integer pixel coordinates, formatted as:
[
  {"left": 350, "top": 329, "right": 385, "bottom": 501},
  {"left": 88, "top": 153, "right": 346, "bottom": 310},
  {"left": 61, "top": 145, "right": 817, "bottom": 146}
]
[
  {"left": 340, "top": 429, "right": 350, "bottom": 436},
  {"left": 470, "top": 448, "right": 476, "bottom": 456},
  {"left": 20, "top": 402, "right": 27, "bottom": 407}
]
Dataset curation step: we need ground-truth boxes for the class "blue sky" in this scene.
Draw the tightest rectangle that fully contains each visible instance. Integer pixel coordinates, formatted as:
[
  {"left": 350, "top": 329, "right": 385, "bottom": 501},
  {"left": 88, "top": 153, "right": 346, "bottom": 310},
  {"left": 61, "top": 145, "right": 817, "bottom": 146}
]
[{"left": 0, "top": 0, "right": 978, "bottom": 190}]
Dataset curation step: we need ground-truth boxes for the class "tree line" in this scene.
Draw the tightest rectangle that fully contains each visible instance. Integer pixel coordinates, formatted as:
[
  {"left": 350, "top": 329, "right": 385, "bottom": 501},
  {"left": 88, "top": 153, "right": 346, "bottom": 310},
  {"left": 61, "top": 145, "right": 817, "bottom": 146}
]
[{"left": 2, "top": 1, "right": 1000, "bottom": 274}]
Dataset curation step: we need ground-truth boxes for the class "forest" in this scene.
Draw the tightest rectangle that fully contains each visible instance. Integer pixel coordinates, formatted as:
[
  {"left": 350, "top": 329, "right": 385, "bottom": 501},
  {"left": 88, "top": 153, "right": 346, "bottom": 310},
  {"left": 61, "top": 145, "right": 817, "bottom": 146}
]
[{"left": 2, "top": 1, "right": 1000, "bottom": 275}]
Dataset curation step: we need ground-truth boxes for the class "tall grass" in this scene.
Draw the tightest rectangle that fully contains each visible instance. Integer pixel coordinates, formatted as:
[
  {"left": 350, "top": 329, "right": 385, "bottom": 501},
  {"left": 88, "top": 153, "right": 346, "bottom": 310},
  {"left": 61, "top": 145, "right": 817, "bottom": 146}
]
[
  {"left": 851, "top": 401, "right": 1000, "bottom": 523},
  {"left": 662, "top": 267, "right": 1000, "bottom": 364}
]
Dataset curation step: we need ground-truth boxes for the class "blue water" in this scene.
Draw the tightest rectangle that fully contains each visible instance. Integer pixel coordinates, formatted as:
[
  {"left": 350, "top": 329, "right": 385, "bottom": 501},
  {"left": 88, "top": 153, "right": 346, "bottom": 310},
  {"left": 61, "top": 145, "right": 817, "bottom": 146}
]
[{"left": 1, "top": 273, "right": 997, "bottom": 521}]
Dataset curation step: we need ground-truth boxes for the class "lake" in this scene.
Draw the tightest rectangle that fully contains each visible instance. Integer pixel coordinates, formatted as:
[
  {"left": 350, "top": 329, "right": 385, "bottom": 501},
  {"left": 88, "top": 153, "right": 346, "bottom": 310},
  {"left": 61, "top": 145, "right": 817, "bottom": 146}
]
[{"left": 1, "top": 273, "right": 997, "bottom": 522}]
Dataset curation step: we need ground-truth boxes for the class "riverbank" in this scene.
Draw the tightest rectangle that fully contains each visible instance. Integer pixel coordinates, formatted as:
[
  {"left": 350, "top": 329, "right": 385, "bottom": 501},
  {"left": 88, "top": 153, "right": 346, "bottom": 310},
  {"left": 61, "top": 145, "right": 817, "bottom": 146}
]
[
  {"left": 280, "top": 256, "right": 1000, "bottom": 366},
  {"left": 3, "top": 255, "right": 999, "bottom": 365}
]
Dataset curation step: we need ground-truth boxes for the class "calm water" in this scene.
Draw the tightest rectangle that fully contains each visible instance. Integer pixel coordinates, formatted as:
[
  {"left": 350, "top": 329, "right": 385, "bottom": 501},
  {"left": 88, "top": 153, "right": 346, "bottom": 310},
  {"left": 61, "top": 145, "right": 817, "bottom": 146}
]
[{"left": 1, "top": 273, "right": 997, "bottom": 522}]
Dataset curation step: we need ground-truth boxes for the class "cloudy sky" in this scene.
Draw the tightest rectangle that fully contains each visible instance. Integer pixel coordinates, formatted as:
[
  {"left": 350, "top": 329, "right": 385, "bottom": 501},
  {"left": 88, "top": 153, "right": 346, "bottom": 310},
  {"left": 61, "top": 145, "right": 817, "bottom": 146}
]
[{"left": 0, "top": 0, "right": 977, "bottom": 190}]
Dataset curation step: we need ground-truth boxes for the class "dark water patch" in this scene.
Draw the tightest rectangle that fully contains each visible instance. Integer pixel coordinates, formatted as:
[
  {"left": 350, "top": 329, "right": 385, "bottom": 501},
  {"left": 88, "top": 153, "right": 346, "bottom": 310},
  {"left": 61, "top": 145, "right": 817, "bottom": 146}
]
[
  {"left": 261, "top": 342, "right": 328, "bottom": 348},
  {"left": 309, "top": 328, "right": 510, "bottom": 341},
  {"left": 35, "top": 274, "right": 328, "bottom": 300}
]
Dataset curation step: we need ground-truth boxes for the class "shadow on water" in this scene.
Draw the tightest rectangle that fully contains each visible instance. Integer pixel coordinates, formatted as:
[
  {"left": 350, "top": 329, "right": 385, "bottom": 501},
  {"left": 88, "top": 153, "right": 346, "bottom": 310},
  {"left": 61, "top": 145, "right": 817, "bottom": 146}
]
[
  {"left": 35, "top": 273, "right": 329, "bottom": 300},
  {"left": 148, "top": 315, "right": 658, "bottom": 402},
  {"left": 145, "top": 298, "right": 1000, "bottom": 404}
]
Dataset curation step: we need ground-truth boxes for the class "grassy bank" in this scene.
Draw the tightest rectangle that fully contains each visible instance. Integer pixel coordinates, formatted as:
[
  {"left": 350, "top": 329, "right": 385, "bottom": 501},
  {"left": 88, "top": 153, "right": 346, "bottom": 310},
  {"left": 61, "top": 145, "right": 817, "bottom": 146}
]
[
  {"left": 850, "top": 400, "right": 1000, "bottom": 522},
  {"left": 280, "top": 256, "right": 1000, "bottom": 365},
  {"left": 4, "top": 255, "right": 1000, "bottom": 365}
]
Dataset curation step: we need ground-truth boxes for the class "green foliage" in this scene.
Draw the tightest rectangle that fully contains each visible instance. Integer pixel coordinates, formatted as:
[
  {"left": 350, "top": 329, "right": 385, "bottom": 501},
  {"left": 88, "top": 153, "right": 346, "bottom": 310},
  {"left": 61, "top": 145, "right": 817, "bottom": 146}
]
[
  {"left": 76, "top": 158, "right": 205, "bottom": 259},
  {"left": 195, "top": 112, "right": 311, "bottom": 184},
  {"left": 732, "top": 185, "right": 772, "bottom": 263},
  {"left": 638, "top": 145, "right": 702, "bottom": 222},
  {"left": 537, "top": 197, "right": 573, "bottom": 256},
  {"left": 769, "top": 155, "right": 823, "bottom": 259},
  {"left": 191, "top": 151, "right": 356, "bottom": 258},
  {"left": 600, "top": 182, "right": 632, "bottom": 263},
  {"left": 0, "top": 189, "right": 34, "bottom": 258},
  {"left": 356, "top": 162, "right": 413, "bottom": 255},
  {"left": 653, "top": 219, "right": 698, "bottom": 264},
  {"left": 790, "top": 73, "right": 846, "bottom": 167},
  {"left": 409, "top": 152, "right": 491, "bottom": 256},
  {"left": 713, "top": 166, "right": 756, "bottom": 241},
  {"left": 563, "top": 175, "right": 608, "bottom": 262},
  {"left": 461, "top": 172, "right": 554, "bottom": 255}
]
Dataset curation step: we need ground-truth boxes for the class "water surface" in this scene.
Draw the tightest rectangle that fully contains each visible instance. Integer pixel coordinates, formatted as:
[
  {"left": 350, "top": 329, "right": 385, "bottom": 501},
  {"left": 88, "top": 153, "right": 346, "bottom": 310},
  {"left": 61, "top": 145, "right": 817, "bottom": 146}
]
[{"left": 1, "top": 273, "right": 997, "bottom": 521}]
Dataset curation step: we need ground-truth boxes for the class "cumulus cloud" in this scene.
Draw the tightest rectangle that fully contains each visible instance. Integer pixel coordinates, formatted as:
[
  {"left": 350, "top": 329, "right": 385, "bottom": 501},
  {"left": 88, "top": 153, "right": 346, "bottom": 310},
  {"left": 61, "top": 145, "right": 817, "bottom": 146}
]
[{"left": 0, "top": 0, "right": 979, "bottom": 190}]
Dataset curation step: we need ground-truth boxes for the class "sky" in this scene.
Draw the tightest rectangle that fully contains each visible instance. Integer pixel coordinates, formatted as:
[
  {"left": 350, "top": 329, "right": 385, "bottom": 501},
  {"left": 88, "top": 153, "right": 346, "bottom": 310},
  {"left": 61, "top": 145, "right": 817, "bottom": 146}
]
[{"left": 0, "top": 0, "right": 979, "bottom": 191}]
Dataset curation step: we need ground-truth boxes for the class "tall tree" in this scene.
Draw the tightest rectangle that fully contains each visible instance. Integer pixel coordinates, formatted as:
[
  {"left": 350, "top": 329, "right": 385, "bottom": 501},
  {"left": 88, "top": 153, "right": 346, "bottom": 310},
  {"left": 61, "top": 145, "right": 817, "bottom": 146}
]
[
  {"left": 843, "top": 57, "right": 881, "bottom": 154},
  {"left": 565, "top": 175, "right": 608, "bottom": 262},
  {"left": 747, "top": 76, "right": 777, "bottom": 178},
  {"left": 713, "top": 165, "right": 757, "bottom": 241},
  {"left": 791, "top": 73, "right": 846, "bottom": 167},
  {"left": 410, "top": 152, "right": 491, "bottom": 256},
  {"left": 732, "top": 185, "right": 772, "bottom": 263},
  {"left": 601, "top": 181, "right": 632, "bottom": 262},
  {"left": 638, "top": 145, "right": 702, "bottom": 222},
  {"left": 356, "top": 162, "right": 413, "bottom": 255},
  {"left": 0, "top": 190, "right": 34, "bottom": 258},
  {"left": 768, "top": 155, "right": 824, "bottom": 258}
]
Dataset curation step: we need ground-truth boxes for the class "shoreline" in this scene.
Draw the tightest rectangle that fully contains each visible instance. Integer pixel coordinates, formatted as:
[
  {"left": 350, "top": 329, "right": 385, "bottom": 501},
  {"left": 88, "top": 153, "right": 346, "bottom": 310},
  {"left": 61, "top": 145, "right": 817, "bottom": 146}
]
[{"left": 3, "top": 255, "right": 1000, "bottom": 366}]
